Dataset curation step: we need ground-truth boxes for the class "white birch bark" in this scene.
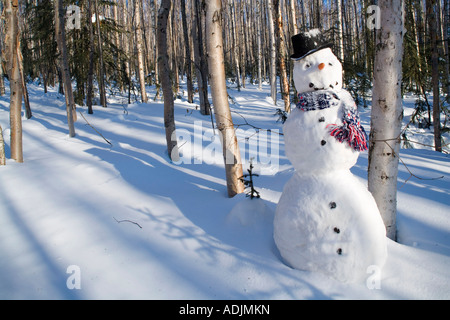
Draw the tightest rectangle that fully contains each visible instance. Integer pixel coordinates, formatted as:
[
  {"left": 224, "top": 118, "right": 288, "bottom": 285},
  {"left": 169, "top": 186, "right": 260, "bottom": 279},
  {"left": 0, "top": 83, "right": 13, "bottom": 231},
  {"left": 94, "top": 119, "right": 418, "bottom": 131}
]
[
  {"left": 267, "top": 0, "right": 277, "bottom": 105},
  {"left": 0, "top": 48, "right": 5, "bottom": 95},
  {"left": 336, "top": 0, "right": 344, "bottom": 63},
  {"left": 157, "top": 0, "right": 179, "bottom": 162},
  {"left": 5, "top": 0, "right": 24, "bottom": 161},
  {"left": 427, "top": 0, "right": 442, "bottom": 152},
  {"left": 0, "top": 124, "right": 5, "bottom": 165},
  {"left": 256, "top": 0, "right": 263, "bottom": 90},
  {"left": 94, "top": 0, "right": 107, "bottom": 108},
  {"left": 205, "top": 0, "right": 244, "bottom": 198},
  {"left": 230, "top": 1, "right": 241, "bottom": 91},
  {"left": 368, "top": 0, "right": 404, "bottom": 240},
  {"left": 135, "top": 0, "right": 148, "bottom": 103}
]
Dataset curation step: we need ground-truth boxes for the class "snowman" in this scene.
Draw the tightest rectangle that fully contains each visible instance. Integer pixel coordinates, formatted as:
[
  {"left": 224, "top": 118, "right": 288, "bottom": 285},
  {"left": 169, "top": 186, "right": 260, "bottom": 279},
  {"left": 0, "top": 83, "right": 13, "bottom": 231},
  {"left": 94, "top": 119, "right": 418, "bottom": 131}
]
[{"left": 273, "top": 30, "right": 387, "bottom": 283}]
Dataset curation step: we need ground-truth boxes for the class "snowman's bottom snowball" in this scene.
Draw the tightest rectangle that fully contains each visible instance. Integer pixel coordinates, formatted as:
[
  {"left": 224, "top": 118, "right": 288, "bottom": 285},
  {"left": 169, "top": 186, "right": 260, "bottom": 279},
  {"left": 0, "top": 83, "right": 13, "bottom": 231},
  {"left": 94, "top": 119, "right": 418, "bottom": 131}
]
[{"left": 273, "top": 170, "right": 387, "bottom": 283}]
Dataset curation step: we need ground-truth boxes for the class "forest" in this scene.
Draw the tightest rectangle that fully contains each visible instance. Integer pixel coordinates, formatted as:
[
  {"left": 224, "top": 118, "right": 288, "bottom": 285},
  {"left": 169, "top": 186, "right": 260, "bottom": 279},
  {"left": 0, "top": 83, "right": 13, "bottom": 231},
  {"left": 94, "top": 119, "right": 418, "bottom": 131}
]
[
  {"left": 0, "top": 0, "right": 449, "bottom": 300},
  {"left": 1, "top": 0, "right": 448, "bottom": 126}
]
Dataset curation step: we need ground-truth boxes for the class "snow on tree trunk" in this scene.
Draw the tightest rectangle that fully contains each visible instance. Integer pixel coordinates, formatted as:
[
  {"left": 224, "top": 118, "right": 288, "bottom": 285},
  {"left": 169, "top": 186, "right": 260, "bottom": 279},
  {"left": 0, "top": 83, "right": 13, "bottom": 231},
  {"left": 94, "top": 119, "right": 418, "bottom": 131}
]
[
  {"left": 5, "top": 0, "right": 23, "bottom": 162},
  {"left": 54, "top": 0, "right": 76, "bottom": 137},
  {"left": 205, "top": 0, "right": 244, "bottom": 198},
  {"left": 368, "top": 0, "right": 404, "bottom": 240},
  {"left": 157, "top": 0, "right": 179, "bottom": 162}
]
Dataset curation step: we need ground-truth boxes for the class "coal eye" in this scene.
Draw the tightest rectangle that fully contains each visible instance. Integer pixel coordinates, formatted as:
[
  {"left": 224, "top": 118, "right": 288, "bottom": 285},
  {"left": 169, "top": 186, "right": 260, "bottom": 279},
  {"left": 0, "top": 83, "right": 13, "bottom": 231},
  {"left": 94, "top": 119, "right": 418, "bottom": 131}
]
[
  {"left": 305, "top": 63, "right": 311, "bottom": 68},
  {"left": 329, "top": 62, "right": 333, "bottom": 66}
]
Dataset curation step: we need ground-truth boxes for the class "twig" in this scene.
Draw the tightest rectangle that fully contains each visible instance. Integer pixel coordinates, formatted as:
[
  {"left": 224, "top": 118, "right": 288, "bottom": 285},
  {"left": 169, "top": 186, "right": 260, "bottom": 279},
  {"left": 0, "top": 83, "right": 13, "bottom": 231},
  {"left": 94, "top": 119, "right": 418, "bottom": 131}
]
[
  {"left": 78, "top": 111, "right": 113, "bottom": 147},
  {"left": 231, "top": 110, "right": 284, "bottom": 135},
  {"left": 113, "top": 217, "right": 142, "bottom": 229},
  {"left": 372, "top": 138, "right": 445, "bottom": 189}
]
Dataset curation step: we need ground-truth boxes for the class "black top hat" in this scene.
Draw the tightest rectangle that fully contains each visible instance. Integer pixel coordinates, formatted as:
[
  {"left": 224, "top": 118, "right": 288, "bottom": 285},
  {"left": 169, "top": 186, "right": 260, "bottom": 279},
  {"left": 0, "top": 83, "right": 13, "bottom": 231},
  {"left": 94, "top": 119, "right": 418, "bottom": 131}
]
[{"left": 290, "top": 30, "right": 333, "bottom": 60}]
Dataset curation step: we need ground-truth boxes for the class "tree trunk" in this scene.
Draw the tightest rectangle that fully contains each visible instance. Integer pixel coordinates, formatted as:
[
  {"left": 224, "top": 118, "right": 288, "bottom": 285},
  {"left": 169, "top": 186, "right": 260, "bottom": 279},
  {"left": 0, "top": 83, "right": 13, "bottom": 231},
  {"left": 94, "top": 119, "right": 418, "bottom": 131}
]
[
  {"left": 0, "top": 124, "right": 5, "bottom": 165},
  {"left": 274, "top": 0, "right": 290, "bottom": 112},
  {"left": 368, "top": 0, "right": 404, "bottom": 241},
  {"left": 94, "top": 0, "right": 107, "bottom": 107},
  {"left": 205, "top": 0, "right": 244, "bottom": 198},
  {"left": 336, "top": 0, "right": 344, "bottom": 64},
  {"left": 153, "top": 0, "right": 161, "bottom": 100},
  {"left": 443, "top": 0, "right": 450, "bottom": 95},
  {"left": 181, "top": 0, "right": 194, "bottom": 103},
  {"left": 289, "top": 0, "right": 298, "bottom": 35},
  {"left": 54, "top": 0, "right": 76, "bottom": 137},
  {"left": 230, "top": 1, "right": 241, "bottom": 91},
  {"left": 256, "top": 0, "right": 263, "bottom": 90},
  {"left": 157, "top": 0, "right": 179, "bottom": 162},
  {"left": 193, "top": 0, "right": 210, "bottom": 115},
  {"left": 135, "top": 0, "right": 148, "bottom": 103},
  {"left": 427, "top": 0, "right": 442, "bottom": 152},
  {"left": 267, "top": 0, "right": 277, "bottom": 105},
  {"left": 17, "top": 47, "right": 32, "bottom": 119},
  {"left": 87, "top": 0, "right": 95, "bottom": 114},
  {"left": 0, "top": 49, "right": 5, "bottom": 95},
  {"left": 4, "top": 0, "right": 23, "bottom": 162}
]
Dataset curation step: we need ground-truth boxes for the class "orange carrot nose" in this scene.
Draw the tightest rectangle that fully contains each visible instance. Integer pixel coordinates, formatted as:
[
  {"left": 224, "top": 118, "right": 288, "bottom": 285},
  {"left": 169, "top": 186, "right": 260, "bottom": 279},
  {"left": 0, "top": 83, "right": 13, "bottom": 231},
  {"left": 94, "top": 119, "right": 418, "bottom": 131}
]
[{"left": 318, "top": 63, "right": 325, "bottom": 70}]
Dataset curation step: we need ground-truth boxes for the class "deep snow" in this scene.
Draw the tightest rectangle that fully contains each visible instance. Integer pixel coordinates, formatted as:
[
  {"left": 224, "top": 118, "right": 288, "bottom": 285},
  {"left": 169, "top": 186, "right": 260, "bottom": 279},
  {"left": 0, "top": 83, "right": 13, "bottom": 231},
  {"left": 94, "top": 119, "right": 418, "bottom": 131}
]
[{"left": 0, "top": 79, "right": 449, "bottom": 299}]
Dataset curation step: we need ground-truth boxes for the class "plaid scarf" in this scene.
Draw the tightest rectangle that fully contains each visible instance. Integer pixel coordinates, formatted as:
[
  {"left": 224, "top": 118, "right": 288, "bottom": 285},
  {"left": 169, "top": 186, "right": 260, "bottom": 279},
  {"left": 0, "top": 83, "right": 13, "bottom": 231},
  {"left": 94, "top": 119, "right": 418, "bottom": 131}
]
[{"left": 297, "top": 91, "right": 368, "bottom": 151}]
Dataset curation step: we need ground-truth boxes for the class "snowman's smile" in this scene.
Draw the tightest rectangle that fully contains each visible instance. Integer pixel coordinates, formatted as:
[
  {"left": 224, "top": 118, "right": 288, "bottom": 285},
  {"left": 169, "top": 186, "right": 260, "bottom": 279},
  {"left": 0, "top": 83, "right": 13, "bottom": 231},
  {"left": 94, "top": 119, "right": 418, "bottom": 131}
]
[{"left": 309, "top": 82, "right": 338, "bottom": 91}]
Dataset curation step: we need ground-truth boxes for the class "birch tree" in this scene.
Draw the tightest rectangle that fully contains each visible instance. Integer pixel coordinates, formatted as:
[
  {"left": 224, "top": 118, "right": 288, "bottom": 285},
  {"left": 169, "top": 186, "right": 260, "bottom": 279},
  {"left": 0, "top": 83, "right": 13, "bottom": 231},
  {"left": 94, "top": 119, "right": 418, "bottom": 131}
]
[
  {"left": 4, "top": 0, "right": 23, "bottom": 161},
  {"left": 336, "top": 0, "right": 344, "bottom": 63},
  {"left": 267, "top": 0, "right": 277, "bottom": 105},
  {"left": 427, "top": 0, "right": 442, "bottom": 152},
  {"left": 181, "top": 0, "right": 194, "bottom": 103},
  {"left": 87, "top": 0, "right": 95, "bottom": 114},
  {"left": 368, "top": 0, "right": 404, "bottom": 240},
  {"left": 256, "top": 0, "right": 262, "bottom": 90},
  {"left": 54, "top": 0, "right": 76, "bottom": 137},
  {"left": 0, "top": 44, "right": 5, "bottom": 95},
  {"left": 205, "top": 0, "right": 244, "bottom": 198},
  {"left": 135, "top": 0, "right": 148, "bottom": 103},
  {"left": 0, "top": 124, "right": 5, "bottom": 165},
  {"left": 94, "top": 0, "right": 107, "bottom": 108},
  {"left": 229, "top": 1, "right": 241, "bottom": 91},
  {"left": 274, "top": 0, "right": 290, "bottom": 112},
  {"left": 157, "top": 0, "right": 179, "bottom": 162},
  {"left": 193, "top": 0, "right": 210, "bottom": 115}
]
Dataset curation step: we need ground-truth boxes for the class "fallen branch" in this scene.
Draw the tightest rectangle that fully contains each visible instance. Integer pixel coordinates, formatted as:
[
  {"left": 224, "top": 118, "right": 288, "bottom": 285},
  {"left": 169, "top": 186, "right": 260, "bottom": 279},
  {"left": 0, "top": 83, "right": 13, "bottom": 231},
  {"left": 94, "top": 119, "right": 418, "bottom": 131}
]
[
  {"left": 78, "top": 111, "right": 113, "bottom": 147},
  {"left": 113, "top": 217, "right": 142, "bottom": 229}
]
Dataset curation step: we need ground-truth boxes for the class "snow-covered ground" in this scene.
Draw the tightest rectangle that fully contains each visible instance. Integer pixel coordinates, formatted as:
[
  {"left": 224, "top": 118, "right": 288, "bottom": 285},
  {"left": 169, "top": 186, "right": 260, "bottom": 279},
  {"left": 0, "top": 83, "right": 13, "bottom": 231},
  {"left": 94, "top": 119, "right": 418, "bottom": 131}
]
[{"left": 0, "top": 80, "right": 449, "bottom": 299}]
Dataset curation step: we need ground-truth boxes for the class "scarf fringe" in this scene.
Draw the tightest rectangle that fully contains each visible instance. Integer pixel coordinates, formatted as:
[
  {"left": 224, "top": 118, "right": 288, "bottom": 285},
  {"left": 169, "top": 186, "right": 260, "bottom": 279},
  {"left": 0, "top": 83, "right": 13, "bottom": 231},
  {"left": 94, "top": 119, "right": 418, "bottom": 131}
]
[
  {"left": 327, "top": 122, "right": 368, "bottom": 151},
  {"left": 296, "top": 90, "right": 368, "bottom": 152}
]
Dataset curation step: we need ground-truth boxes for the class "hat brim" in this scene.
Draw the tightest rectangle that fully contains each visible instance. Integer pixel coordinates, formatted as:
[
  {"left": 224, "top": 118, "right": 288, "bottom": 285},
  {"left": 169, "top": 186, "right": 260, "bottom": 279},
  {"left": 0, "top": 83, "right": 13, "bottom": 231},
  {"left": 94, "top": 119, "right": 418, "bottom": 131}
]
[{"left": 290, "top": 43, "right": 334, "bottom": 61}]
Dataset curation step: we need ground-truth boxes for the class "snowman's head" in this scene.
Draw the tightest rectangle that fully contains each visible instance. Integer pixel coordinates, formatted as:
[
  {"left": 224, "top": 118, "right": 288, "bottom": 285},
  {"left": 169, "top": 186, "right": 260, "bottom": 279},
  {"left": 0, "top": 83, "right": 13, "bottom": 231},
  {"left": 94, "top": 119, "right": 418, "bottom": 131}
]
[{"left": 293, "top": 48, "right": 342, "bottom": 93}]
